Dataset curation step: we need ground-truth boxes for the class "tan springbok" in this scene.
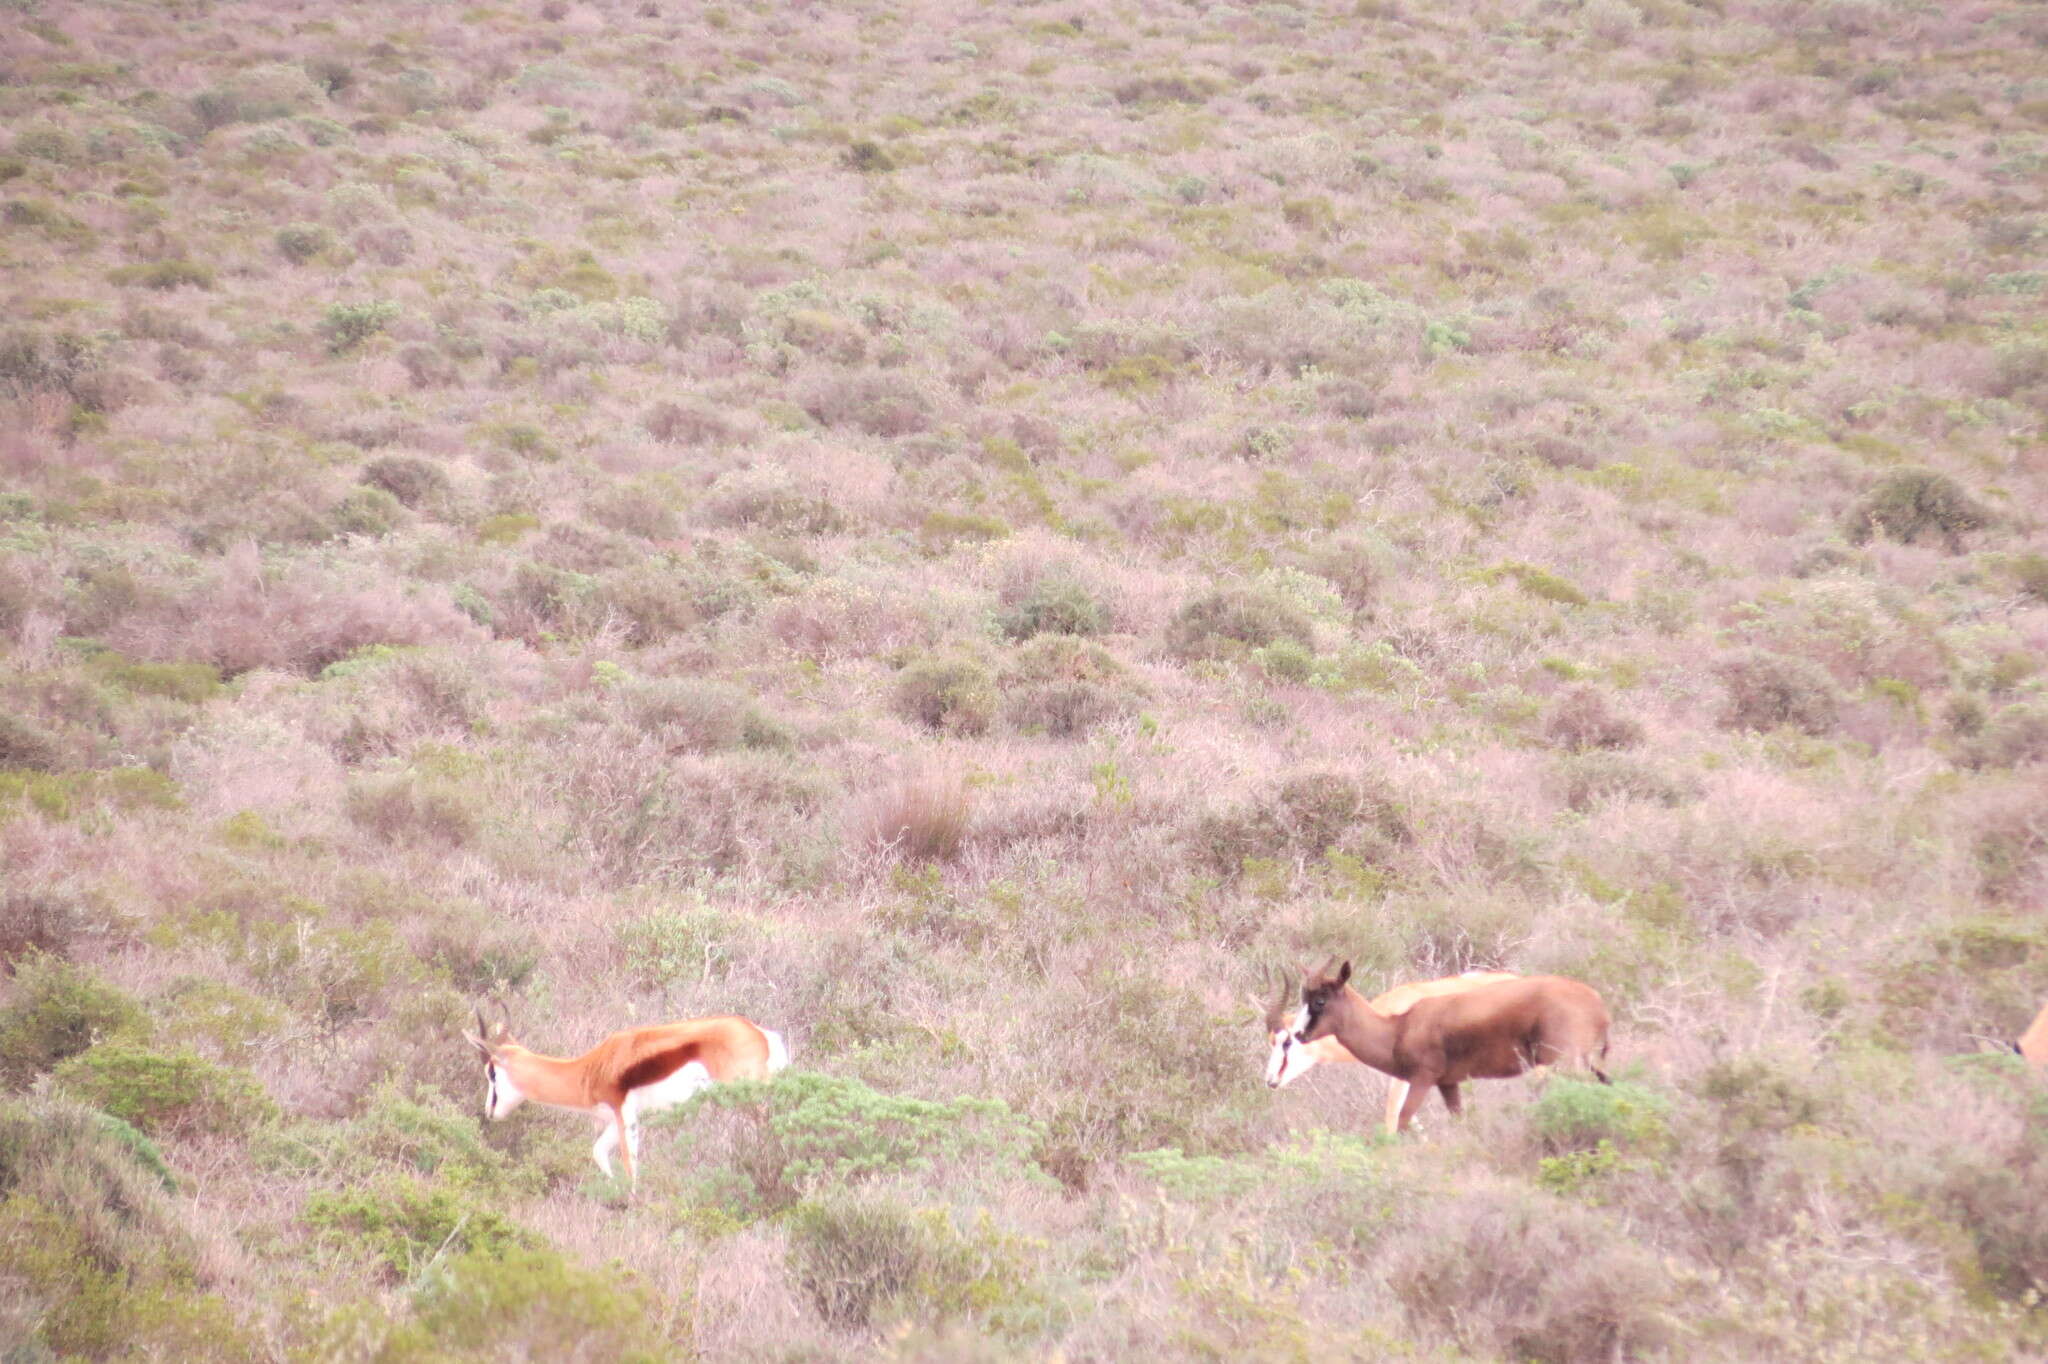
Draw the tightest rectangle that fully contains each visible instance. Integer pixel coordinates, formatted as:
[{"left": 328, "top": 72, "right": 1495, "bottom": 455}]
[
  {"left": 2017, "top": 1001, "right": 2048, "bottom": 1070},
  {"left": 1293, "top": 961, "right": 1611, "bottom": 1133},
  {"left": 1256, "top": 969, "right": 1520, "bottom": 1134},
  {"left": 465, "top": 1005, "right": 790, "bottom": 1186}
]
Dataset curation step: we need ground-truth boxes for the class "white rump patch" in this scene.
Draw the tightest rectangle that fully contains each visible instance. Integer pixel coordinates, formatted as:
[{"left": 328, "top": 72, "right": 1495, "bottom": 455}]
[
  {"left": 763, "top": 1027, "right": 791, "bottom": 1074},
  {"left": 632, "top": 1059, "right": 713, "bottom": 1114}
]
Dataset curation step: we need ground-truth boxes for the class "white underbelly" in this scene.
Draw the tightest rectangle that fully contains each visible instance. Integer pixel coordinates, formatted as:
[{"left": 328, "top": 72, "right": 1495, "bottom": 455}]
[{"left": 630, "top": 1060, "right": 713, "bottom": 1114}]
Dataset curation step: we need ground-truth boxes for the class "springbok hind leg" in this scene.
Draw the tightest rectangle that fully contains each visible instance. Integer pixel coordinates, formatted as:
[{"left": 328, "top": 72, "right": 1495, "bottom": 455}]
[
  {"left": 590, "top": 1114, "right": 620, "bottom": 1179},
  {"left": 1437, "top": 1081, "right": 1463, "bottom": 1117}
]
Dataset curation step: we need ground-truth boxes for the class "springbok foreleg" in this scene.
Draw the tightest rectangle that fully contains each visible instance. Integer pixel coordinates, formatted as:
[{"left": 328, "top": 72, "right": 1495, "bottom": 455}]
[
  {"left": 1437, "top": 1081, "right": 1463, "bottom": 1118},
  {"left": 1383, "top": 1080, "right": 1409, "bottom": 1137},
  {"left": 1395, "top": 1074, "right": 1436, "bottom": 1133}
]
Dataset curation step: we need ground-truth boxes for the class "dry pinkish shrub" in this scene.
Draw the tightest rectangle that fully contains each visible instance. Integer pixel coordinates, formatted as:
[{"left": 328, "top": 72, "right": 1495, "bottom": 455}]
[
  {"left": 1716, "top": 650, "right": 1840, "bottom": 735},
  {"left": 1543, "top": 685, "right": 1644, "bottom": 752},
  {"left": 848, "top": 771, "right": 972, "bottom": 863},
  {"left": 641, "top": 399, "right": 733, "bottom": 447}
]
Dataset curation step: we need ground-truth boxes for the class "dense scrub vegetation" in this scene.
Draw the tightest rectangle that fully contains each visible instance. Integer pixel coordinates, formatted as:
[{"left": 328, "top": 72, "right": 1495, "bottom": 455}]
[{"left": 3, "top": 0, "right": 2047, "bottom": 1357}]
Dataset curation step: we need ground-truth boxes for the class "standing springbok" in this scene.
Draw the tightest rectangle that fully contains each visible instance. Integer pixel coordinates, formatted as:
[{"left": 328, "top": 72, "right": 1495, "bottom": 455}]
[
  {"left": 464, "top": 1006, "right": 790, "bottom": 1186},
  {"left": 1256, "top": 968, "right": 1520, "bottom": 1134},
  {"left": 2016, "top": 1001, "right": 2048, "bottom": 1070},
  {"left": 1293, "top": 960, "right": 1611, "bottom": 1133}
]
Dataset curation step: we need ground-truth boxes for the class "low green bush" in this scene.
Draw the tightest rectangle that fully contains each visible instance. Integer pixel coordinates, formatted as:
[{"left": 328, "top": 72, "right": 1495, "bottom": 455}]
[
  {"left": 893, "top": 653, "right": 995, "bottom": 736},
  {"left": 1385, "top": 1189, "right": 1673, "bottom": 1362},
  {"left": 0, "top": 1094, "right": 254, "bottom": 1360},
  {"left": 675, "top": 1070, "right": 1041, "bottom": 1211},
  {"left": 327, "top": 1246, "right": 667, "bottom": 1361},
  {"left": 1165, "top": 586, "right": 1313, "bottom": 662},
  {"left": 0, "top": 953, "right": 148, "bottom": 1089},
  {"left": 1530, "top": 1075, "right": 1671, "bottom": 1154},
  {"left": 999, "top": 575, "right": 1107, "bottom": 639},
  {"left": 54, "top": 1043, "right": 274, "bottom": 1136},
  {"left": 786, "top": 1193, "right": 1051, "bottom": 1335},
  {"left": 1000, "top": 635, "right": 1143, "bottom": 738},
  {"left": 1846, "top": 468, "right": 1990, "bottom": 550},
  {"left": 306, "top": 1174, "right": 532, "bottom": 1279}
]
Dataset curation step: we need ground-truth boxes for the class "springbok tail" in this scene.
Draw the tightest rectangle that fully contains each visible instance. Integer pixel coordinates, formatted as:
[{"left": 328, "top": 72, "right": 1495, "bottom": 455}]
[{"left": 762, "top": 1027, "right": 791, "bottom": 1074}]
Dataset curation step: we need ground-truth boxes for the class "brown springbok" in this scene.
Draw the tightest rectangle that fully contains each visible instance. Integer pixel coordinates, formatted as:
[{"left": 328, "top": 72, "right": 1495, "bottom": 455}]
[
  {"left": 2016, "top": 1001, "right": 2048, "bottom": 1070},
  {"left": 1293, "top": 961, "right": 1611, "bottom": 1133},
  {"left": 464, "top": 1006, "right": 790, "bottom": 1186},
  {"left": 1257, "top": 969, "right": 1520, "bottom": 1134}
]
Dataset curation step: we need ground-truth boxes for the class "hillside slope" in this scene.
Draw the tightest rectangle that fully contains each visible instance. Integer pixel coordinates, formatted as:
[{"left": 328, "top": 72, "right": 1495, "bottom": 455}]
[{"left": 2, "top": 0, "right": 2046, "bottom": 1357}]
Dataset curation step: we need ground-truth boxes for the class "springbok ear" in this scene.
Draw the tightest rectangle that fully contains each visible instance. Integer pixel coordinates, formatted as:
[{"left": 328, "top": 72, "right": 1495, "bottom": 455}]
[{"left": 1336, "top": 960, "right": 1352, "bottom": 986}]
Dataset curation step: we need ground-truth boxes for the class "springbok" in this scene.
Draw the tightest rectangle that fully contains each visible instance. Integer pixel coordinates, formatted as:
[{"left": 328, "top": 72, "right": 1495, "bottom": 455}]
[
  {"left": 2016, "top": 1001, "right": 2048, "bottom": 1070},
  {"left": 463, "top": 1005, "right": 790, "bottom": 1186},
  {"left": 1256, "top": 969, "right": 1520, "bottom": 1134},
  {"left": 1293, "top": 961, "right": 1611, "bottom": 1133}
]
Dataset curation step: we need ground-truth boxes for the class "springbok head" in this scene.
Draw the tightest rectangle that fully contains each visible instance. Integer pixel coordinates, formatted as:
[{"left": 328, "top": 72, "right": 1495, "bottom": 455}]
[
  {"left": 462, "top": 1002, "right": 525, "bottom": 1120},
  {"left": 1296, "top": 958, "right": 1354, "bottom": 1045},
  {"left": 1253, "top": 967, "right": 1318, "bottom": 1088}
]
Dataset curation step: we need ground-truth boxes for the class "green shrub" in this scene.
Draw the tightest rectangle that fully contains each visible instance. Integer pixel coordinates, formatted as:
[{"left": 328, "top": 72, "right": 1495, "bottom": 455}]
[
  {"left": 2012, "top": 552, "right": 2048, "bottom": 603},
  {"left": 306, "top": 1174, "right": 532, "bottom": 1279},
  {"left": 1716, "top": 649, "right": 1839, "bottom": 734},
  {"left": 360, "top": 454, "right": 450, "bottom": 508},
  {"left": 1188, "top": 770, "right": 1406, "bottom": 877},
  {"left": 1953, "top": 701, "right": 2048, "bottom": 770},
  {"left": 999, "top": 576, "right": 1107, "bottom": 640},
  {"left": 275, "top": 222, "right": 332, "bottom": 263},
  {"left": 54, "top": 1043, "right": 273, "bottom": 1136},
  {"left": 332, "top": 1246, "right": 666, "bottom": 1361},
  {"left": 0, "top": 1095, "right": 255, "bottom": 1361},
  {"left": 1000, "top": 635, "right": 1142, "bottom": 738},
  {"left": 88, "top": 653, "right": 223, "bottom": 703},
  {"left": 345, "top": 773, "right": 479, "bottom": 846},
  {"left": 786, "top": 1194, "right": 1048, "bottom": 1334},
  {"left": 893, "top": 653, "right": 995, "bottom": 736},
  {"left": 322, "top": 299, "right": 400, "bottom": 354},
  {"left": 677, "top": 1070, "right": 1041, "bottom": 1211},
  {"left": 0, "top": 954, "right": 147, "bottom": 1089},
  {"left": 1385, "top": 1190, "right": 1672, "bottom": 1362},
  {"left": 615, "top": 900, "right": 745, "bottom": 988},
  {"left": 1165, "top": 586, "right": 1313, "bottom": 662},
  {"left": 630, "top": 677, "right": 785, "bottom": 753},
  {"left": 1845, "top": 468, "right": 1991, "bottom": 550},
  {"left": 1530, "top": 1076, "right": 1671, "bottom": 1154},
  {"left": 1484, "top": 560, "right": 1590, "bottom": 606},
  {"left": 330, "top": 484, "right": 404, "bottom": 537},
  {"left": 107, "top": 259, "right": 215, "bottom": 291},
  {"left": 0, "top": 712, "right": 64, "bottom": 770},
  {"left": 1556, "top": 752, "right": 1698, "bottom": 812}
]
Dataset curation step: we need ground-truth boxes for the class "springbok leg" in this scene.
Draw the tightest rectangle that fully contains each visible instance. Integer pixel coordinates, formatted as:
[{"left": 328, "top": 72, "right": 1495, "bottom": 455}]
[
  {"left": 1383, "top": 1080, "right": 1409, "bottom": 1137},
  {"left": 1395, "top": 1074, "right": 1435, "bottom": 1133}
]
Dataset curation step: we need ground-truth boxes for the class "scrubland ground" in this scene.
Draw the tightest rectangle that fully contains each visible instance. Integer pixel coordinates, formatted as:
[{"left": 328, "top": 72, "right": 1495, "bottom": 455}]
[{"left": 2, "top": 0, "right": 2047, "bottom": 1358}]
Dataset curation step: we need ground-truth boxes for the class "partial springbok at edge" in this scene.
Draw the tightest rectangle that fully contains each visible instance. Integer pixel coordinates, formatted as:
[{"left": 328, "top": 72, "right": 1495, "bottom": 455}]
[
  {"left": 2016, "top": 1000, "right": 2048, "bottom": 1070},
  {"left": 1254, "top": 968, "right": 1521, "bottom": 1135},
  {"left": 464, "top": 1005, "right": 791, "bottom": 1186},
  {"left": 1292, "top": 960, "right": 1611, "bottom": 1133}
]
